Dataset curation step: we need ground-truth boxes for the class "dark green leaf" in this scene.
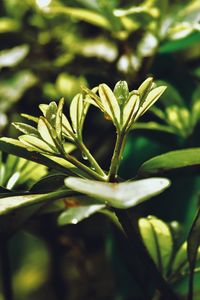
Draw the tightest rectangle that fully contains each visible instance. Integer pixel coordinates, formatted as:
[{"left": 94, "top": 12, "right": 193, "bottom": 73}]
[
  {"left": 159, "top": 32, "right": 200, "bottom": 53},
  {"left": 30, "top": 174, "right": 66, "bottom": 192},
  {"left": 138, "top": 148, "right": 200, "bottom": 177},
  {"left": 187, "top": 207, "right": 200, "bottom": 300},
  {"left": 0, "top": 138, "right": 77, "bottom": 176}
]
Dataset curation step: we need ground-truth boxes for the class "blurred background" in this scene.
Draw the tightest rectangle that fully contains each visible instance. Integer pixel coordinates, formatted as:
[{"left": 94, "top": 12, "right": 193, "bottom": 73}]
[{"left": 0, "top": 0, "right": 200, "bottom": 299}]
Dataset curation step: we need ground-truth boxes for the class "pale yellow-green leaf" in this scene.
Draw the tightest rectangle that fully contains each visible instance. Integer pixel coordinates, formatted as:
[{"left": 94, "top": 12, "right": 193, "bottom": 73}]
[
  {"left": 37, "top": 117, "right": 56, "bottom": 147},
  {"left": 172, "top": 242, "right": 200, "bottom": 274},
  {"left": 0, "top": 189, "right": 71, "bottom": 216},
  {"left": 19, "top": 135, "right": 56, "bottom": 154},
  {"left": 0, "top": 18, "right": 20, "bottom": 33},
  {"left": 82, "top": 86, "right": 103, "bottom": 110},
  {"left": 136, "top": 86, "right": 167, "bottom": 119},
  {"left": 44, "top": 155, "right": 75, "bottom": 169},
  {"left": 13, "top": 122, "right": 38, "bottom": 136},
  {"left": 70, "top": 93, "right": 83, "bottom": 134},
  {"left": 0, "top": 137, "right": 27, "bottom": 149},
  {"left": 21, "top": 114, "right": 39, "bottom": 123},
  {"left": 56, "top": 98, "right": 64, "bottom": 140},
  {"left": 123, "top": 93, "right": 140, "bottom": 127},
  {"left": 62, "top": 114, "right": 74, "bottom": 139},
  {"left": 39, "top": 104, "right": 48, "bottom": 116},
  {"left": 44, "top": 6, "right": 111, "bottom": 30},
  {"left": 138, "top": 77, "right": 153, "bottom": 105},
  {"left": 148, "top": 217, "right": 173, "bottom": 275},
  {"left": 99, "top": 84, "right": 120, "bottom": 126},
  {"left": 139, "top": 218, "right": 159, "bottom": 266}
]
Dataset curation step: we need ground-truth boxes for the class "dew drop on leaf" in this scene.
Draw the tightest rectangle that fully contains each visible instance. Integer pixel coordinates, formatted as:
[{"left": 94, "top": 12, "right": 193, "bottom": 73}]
[
  {"left": 82, "top": 152, "right": 88, "bottom": 160},
  {"left": 72, "top": 218, "right": 78, "bottom": 224}
]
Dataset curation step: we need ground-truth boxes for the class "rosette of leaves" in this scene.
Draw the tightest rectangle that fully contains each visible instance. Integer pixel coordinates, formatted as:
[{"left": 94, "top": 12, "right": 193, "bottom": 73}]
[
  {"left": 0, "top": 78, "right": 171, "bottom": 220},
  {"left": 84, "top": 77, "right": 166, "bottom": 180},
  {"left": 84, "top": 77, "right": 166, "bottom": 133},
  {"left": 4, "top": 96, "right": 107, "bottom": 181}
]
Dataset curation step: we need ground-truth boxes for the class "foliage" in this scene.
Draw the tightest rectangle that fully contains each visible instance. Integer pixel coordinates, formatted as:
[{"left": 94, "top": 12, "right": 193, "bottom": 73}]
[{"left": 0, "top": 0, "right": 200, "bottom": 299}]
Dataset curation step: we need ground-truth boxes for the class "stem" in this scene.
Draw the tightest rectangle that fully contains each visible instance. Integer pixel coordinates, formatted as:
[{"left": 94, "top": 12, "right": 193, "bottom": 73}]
[
  {"left": 62, "top": 152, "right": 107, "bottom": 181},
  {"left": 108, "top": 130, "right": 127, "bottom": 182},
  {"left": 76, "top": 140, "right": 106, "bottom": 178},
  {"left": 0, "top": 242, "right": 14, "bottom": 300},
  {"left": 62, "top": 126, "right": 107, "bottom": 179},
  {"left": 114, "top": 209, "right": 179, "bottom": 300},
  {"left": 188, "top": 270, "right": 194, "bottom": 300}
]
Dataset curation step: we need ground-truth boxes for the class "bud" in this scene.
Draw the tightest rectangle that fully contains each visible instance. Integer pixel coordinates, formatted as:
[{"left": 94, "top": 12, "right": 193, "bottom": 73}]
[{"left": 114, "top": 80, "right": 129, "bottom": 105}]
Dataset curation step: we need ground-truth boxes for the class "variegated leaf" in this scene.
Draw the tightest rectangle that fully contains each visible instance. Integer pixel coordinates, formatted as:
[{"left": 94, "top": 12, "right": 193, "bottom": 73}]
[{"left": 99, "top": 84, "right": 120, "bottom": 127}]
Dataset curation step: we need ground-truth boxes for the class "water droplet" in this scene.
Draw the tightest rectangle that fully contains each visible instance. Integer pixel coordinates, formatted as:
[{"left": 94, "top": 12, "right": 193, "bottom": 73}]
[
  {"left": 91, "top": 166, "right": 95, "bottom": 171},
  {"left": 51, "top": 114, "right": 56, "bottom": 120},
  {"left": 82, "top": 152, "right": 88, "bottom": 160},
  {"left": 170, "top": 221, "right": 179, "bottom": 229},
  {"left": 71, "top": 218, "right": 78, "bottom": 224}
]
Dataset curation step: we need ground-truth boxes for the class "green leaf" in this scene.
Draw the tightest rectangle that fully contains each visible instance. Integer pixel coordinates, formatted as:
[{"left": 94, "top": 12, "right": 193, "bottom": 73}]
[
  {"left": 133, "top": 122, "right": 175, "bottom": 134},
  {"left": 30, "top": 174, "right": 66, "bottom": 192},
  {"left": 0, "top": 45, "right": 29, "bottom": 68},
  {"left": 65, "top": 177, "right": 170, "bottom": 209},
  {"left": 187, "top": 207, "right": 200, "bottom": 300},
  {"left": 61, "top": 113, "right": 74, "bottom": 140},
  {"left": 56, "top": 98, "right": 64, "bottom": 140},
  {"left": 139, "top": 216, "right": 173, "bottom": 276},
  {"left": 70, "top": 94, "right": 83, "bottom": 135},
  {"left": 12, "top": 122, "right": 39, "bottom": 136},
  {"left": 0, "top": 138, "right": 76, "bottom": 176},
  {"left": 58, "top": 205, "right": 105, "bottom": 225},
  {"left": 39, "top": 103, "right": 49, "bottom": 116},
  {"left": 172, "top": 242, "right": 188, "bottom": 275},
  {"left": 138, "top": 148, "right": 200, "bottom": 177},
  {"left": 99, "top": 84, "right": 120, "bottom": 127},
  {"left": 70, "top": 93, "right": 90, "bottom": 138},
  {"left": 38, "top": 117, "right": 57, "bottom": 147},
  {"left": 136, "top": 86, "right": 167, "bottom": 119},
  {"left": 19, "top": 135, "right": 56, "bottom": 154},
  {"left": 21, "top": 113, "right": 39, "bottom": 123},
  {"left": 159, "top": 32, "right": 200, "bottom": 53},
  {"left": 0, "top": 189, "right": 72, "bottom": 216},
  {"left": 0, "top": 18, "right": 20, "bottom": 33},
  {"left": 123, "top": 93, "right": 140, "bottom": 128},
  {"left": 171, "top": 242, "right": 200, "bottom": 276},
  {"left": 44, "top": 6, "right": 111, "bottom": 30},
  {"left": 138, "top": 77, "right": 154, "bottom": 105}
]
